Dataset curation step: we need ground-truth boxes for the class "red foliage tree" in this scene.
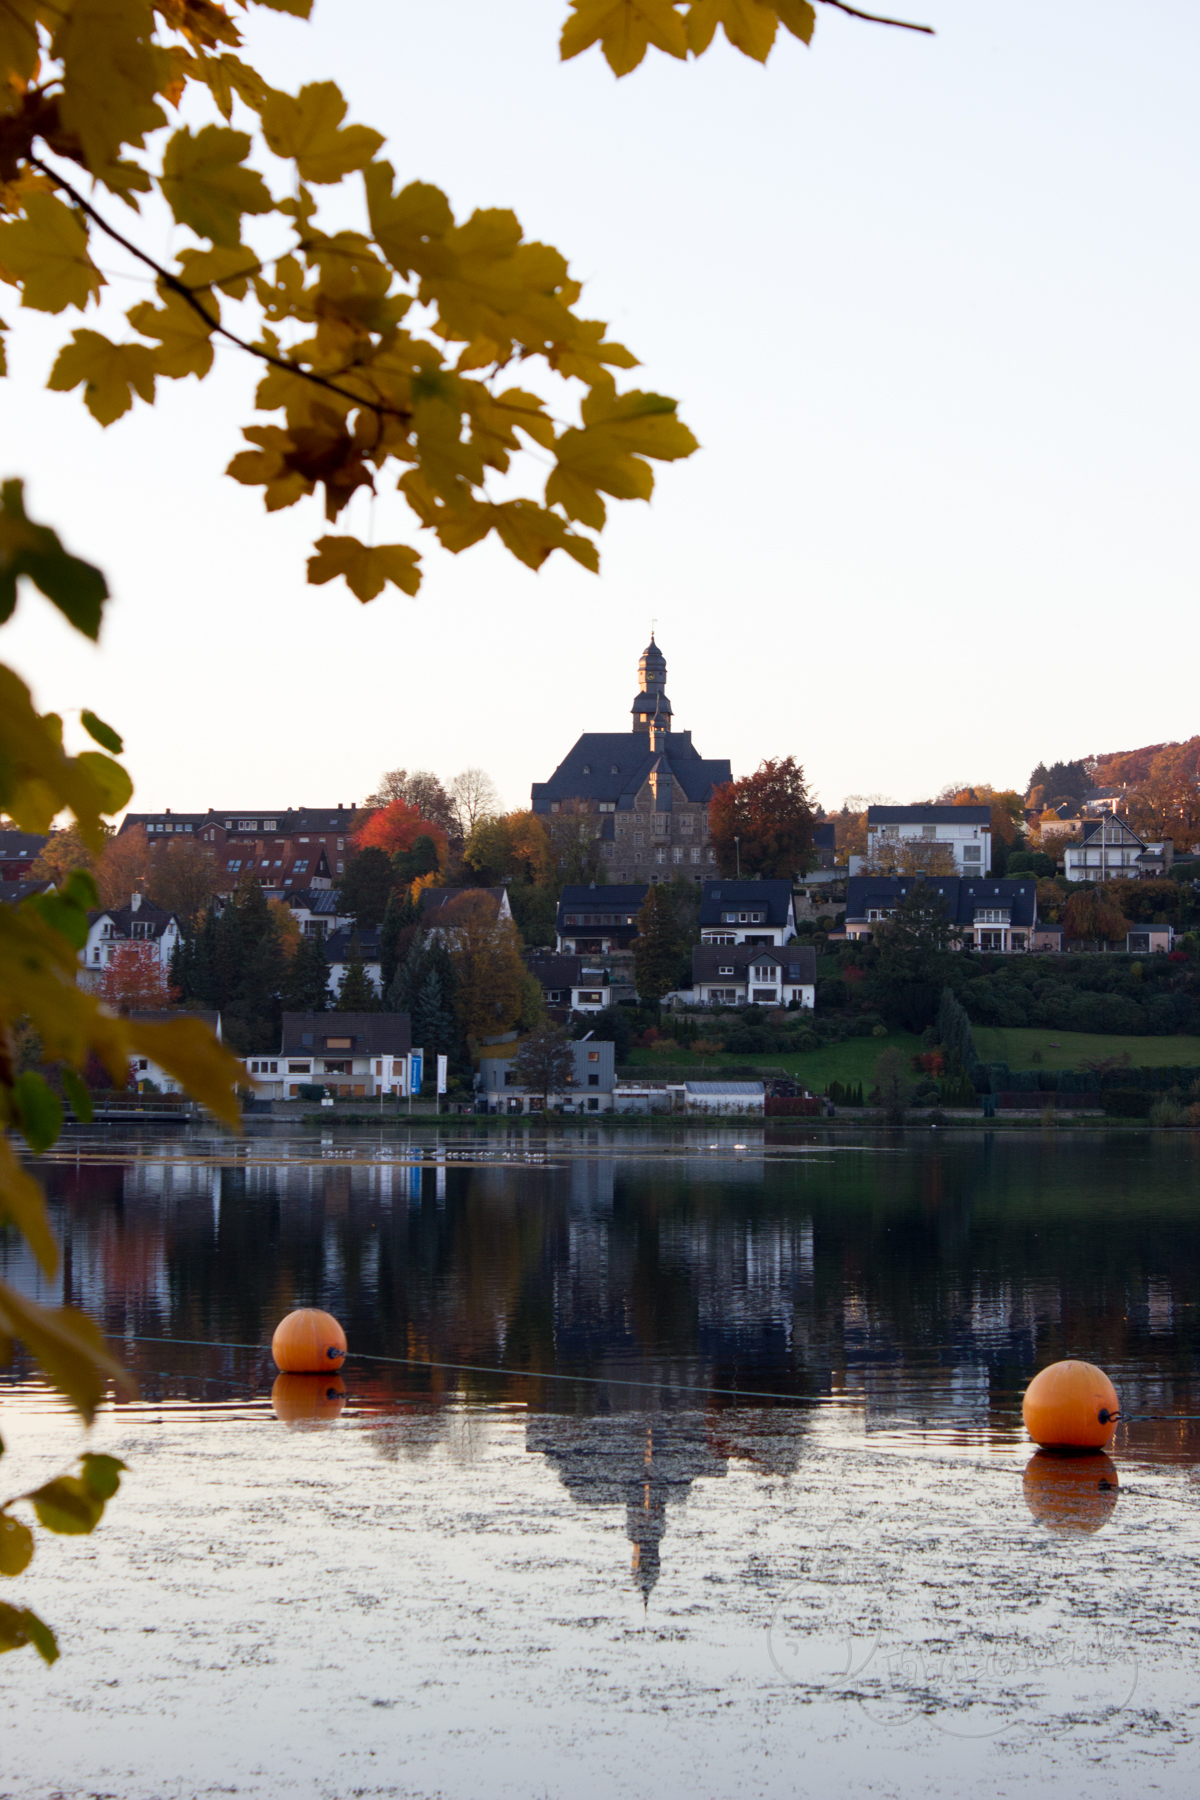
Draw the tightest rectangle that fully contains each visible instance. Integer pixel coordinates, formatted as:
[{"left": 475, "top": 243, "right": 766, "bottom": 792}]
[
  {"left": 98, "top": 943, "right": 176, "bottom": 1013},
  {"left": 708, "top": 757, "right": 815, "bottom": 879},
  {"left": 353, "top": 798, "right": 448, "bottom": 867}
]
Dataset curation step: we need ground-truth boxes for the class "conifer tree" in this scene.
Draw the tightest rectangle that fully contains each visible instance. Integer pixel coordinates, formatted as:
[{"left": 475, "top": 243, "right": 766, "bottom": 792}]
[
  {"left": 336, "top": 933, "right": 379, "bottom": 1012},
  {"left": 282, "top": 934, "right": 330, "bottom": 1014},
  {"left": 633, "top": 885, "right": 684, "bottom": 1006}
]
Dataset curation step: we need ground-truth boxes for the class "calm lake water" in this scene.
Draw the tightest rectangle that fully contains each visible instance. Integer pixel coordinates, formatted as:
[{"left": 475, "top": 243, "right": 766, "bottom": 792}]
[{"left": 2, "top": 1125, "right": 1199, "bottom": 1797}]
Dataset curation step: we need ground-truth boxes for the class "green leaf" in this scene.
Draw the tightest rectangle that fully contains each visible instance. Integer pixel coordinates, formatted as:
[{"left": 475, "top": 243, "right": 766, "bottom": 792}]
[
  {"left": 0, "top": 1512, "right": 33, "bottom": 1577},
  {"left": 74, "top": 751, "right": 133, "bottom": 815},
  {"left": 161, "top": 125, "right": 274, "bottom": 249},
  {"left": 48, "top": 330, "right": 158, "bottom": 426},
  {"left": 0, "top": 1601, "right": 58, "bottom": 1664},
  {"left": 25, "top": 874, "right": 97, "bottom": 951},
  {"left": 60, "top": 1068, "right": 94, "bottom": 1124},
  {"left": 0, "top": 1281, "right": 133, "bottom": 1425},
  {"left": 0, "top": 480, "right": 109, "bottom": 640},
  {"left": 80, "top": 710, "right": 123, "bottom": 754},
  {"left": 80, "top": 1454, "right": 126, "bottom": 1503},
  {"left": 10, "top": 1072, "right": 62, "bottom": 1155},
  {"left": 30, "top": 1475, "right": 104, "bottom": 1536}
]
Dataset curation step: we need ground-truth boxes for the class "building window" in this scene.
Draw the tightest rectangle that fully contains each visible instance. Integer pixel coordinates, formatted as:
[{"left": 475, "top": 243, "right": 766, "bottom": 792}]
[
  {"left": 587, "top": 1073, "right": 599, "bottom": 1087},
  {"left": 264, "top": 820, "right": 277, "bottom": 831},
  {"left": 710, "top": 987, "right": 737, "bottom": 1003},
  {"left": 587, "top": 1050, "right": 599, "bottom": 1061},
  {"left": 963, "top": 846, "right": 982, "bottom": 861},
  {"left": 672, "top": 847, "right": 683, "bottom": 863},
  {"left": 718, "top": 965, "right": 734, "bottom": 975},
  {"left": 708, "top": 849, "right": 716, "bottom": 862},
  {"left": 690, "top": 848, "right": 701, "bottom": 863},
  {"left": 656, "top": 848, "right": 666, "bottom": 863},
  {"left": 633, "top": 852, "right": 642, "bottom": 863},
  {"left": 634, "top": 832, "right": 644, "bottom": 846},
  {"left": 922, "top": 825, "right": 936, "bottom": 839},
  {"left": 238, "top": 820, "right": 256, "bottom": 831},
  {"left": 599, "top": 802, "right": 615, "bottom": 813},
  {"left": 752, "top": 988, "right": 775, "bottom": 1002}
]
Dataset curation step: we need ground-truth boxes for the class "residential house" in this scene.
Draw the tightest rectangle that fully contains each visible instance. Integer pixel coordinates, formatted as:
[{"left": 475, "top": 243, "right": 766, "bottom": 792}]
[
  {"left": 1030, "top": 921, "right": 1066, "bottom": 953},
  {"left": 479, "top": 1036, "right": 616, "bottom": 1114},
  {"left": 526, "top": 952, "right": 637, "bottom": 1014},
  {"left": 1126, "top": 924, "right": 1175, "bottom": 954},
  {"left": 279, "top": 886, "right": 354, "bottom": 938},
  {"left": 856, "top": 805, "right": 992, "bottom": 876},
  {"left": 699, "top": 879, "right": 796, "bottom": 945},
  {"left": 844, "top": 876, "right": 1038, "bottom": 953},
  {"left": 125, "top": 1009, "right": 222, "bottom": 1093},
  {"left": 81, "top": 894, "right": 182, "bottom": 980},
  {"left": 324, "top": 927, "right": 383, "bottom": 999},
  {"left": 0, "top": 830, "right": 47, "bottom": 880},
  {"left": 690, "top": 943, "right": 817, "bottom": 1009},
  {"left": 531, "top": 638, "right": 731, "bottom": 883},
  {"left": 121, "top": 806, "right": 357, "bottom": 894},
  {"left": 556, "top": 885, "right": 648, "bottom": 954},
  {"left": 245, "top": 1011, "right": 416, "bottom": 1100},
  {"left": 1063, "top": 818, "right": 1174, "bottom": 882},
  {"left": 421, "top": 886, "right": 514, "bottom": 937}
]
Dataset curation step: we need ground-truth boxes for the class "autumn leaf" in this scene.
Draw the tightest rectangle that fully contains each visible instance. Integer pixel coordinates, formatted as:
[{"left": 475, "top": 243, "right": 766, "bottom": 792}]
[
  {"left": 0, "top": 1602, "right": 58, "bottom": 1665},
  {"left": 489, "top": 500, "right": 599, "bottom": 573},
  {"left": 685, "top": 0, "right": 780, "bottom": 58},
  {"left": 80, "top": 710, "right": 123, "bottom": 754},
  {"left": 0, "top": 1282, "right": 132, "bottom": 1425},
  {"left": 0, "top": 194, "right": 103, "bottom": 315},
  {"left": 0, "top": 1136, "right": 58, "bottom": 1276},
  {"left": 774, "top": 0, "right": 817, "bottom": 43},
  {"left": 0, "top": 1513, "right": 34, "bottom": 1578},
  {"left": 48, "top": 330, "right": 158, "bottom": 424},
  {"left": 128, "top": 288, "right": 216, "bottom": 379},
  {"left": 160, "top": 125, "right": 273, "bottom": 247},
  {"left": 546, "top": 388, "right": 698, "bottom": 526},
  {"left": 0, "top": 0, "right": 40, "bottom": 89},
  {"left": 560, "top": 0, "right": 689, "bottom": 74},
  {"left": 53, "top": 0, "right": 170, "bottom": 186},
  {"left": 260, "top": 82, "right": 383, "bottom": 184},
  {"left": 307, "top": 535, "right": 421, "bottom": 601}
]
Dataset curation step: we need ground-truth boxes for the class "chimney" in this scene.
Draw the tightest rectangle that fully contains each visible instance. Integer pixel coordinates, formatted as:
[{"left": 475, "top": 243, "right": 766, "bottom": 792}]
[{"left": 130, "top": 892, "right": 142, "bottom": 912}]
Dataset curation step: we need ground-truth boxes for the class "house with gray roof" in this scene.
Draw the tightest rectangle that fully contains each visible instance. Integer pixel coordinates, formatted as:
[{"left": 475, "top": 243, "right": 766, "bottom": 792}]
[
  {"left": 531, "top": 637, "right": 731, "bottom": 885},
  {"left": 699, "top": 878, "right": 796, "bottom": 945},
  {"left": 556, "top": 885, "right": 648, "bottom": 954},
  {"left": 844, "top": 876, "right": 1038, "bottom": 953},
  {"left": 859, "top": 805, "right": 993, "bottom": 876},
  {"left": 690, "top": 943, "right": 817, "bottom": 1009}
]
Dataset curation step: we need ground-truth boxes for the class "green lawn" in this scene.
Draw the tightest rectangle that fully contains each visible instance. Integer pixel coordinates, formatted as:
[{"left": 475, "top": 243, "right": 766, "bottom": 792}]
[
  {"left": 972, "top": 1028, "right": 1200, "bottom": 1071},
  {"left": 624, "top": 1032, "right": 927, "bottom": 1094}
]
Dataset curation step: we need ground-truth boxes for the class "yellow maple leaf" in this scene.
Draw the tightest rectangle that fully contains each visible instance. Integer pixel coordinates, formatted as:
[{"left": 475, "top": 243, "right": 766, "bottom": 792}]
[
  {"left": 160, "top": 124, "right": 274, "bottom": 248},
  {"left": 48, "top": 329, "right": 157, "bottom": 424},
  {"left": 260, "top": 81, "right": 384, "bottom": 184},
  {"left": 774, "top": 0, "right": 816, "bottom": 43},
  {"left": 53, "top": 0, "right": 170, "bottom": 187},
  {"left": 306, "top": 535, "right": 421, "bottom": 601},
  {"left": 685, "top": 0, "right": 778, "bottom": 58},
  {"left": 127, "top": 287, "right": 216, "bottom": 378},
  {"left": 0, "top": 666, "right": 126, "bottom": 847},
  {"left": 0, "top": 0, "right": 39, "bottom": 90},
  {"left": 560, "top": 0, "right": 688, "bottom": 74},
  {"left": 546, "top": 389, "right": 698, "bottom": 527},
  {"left": 176, "top": 243, "right": 261, "bottom": 299},
  {"left": 0, "top": 193, "right": 103, "bottom": 314},
  {"left": 489, "top": 500, "right": 600, "bottom": 574}
]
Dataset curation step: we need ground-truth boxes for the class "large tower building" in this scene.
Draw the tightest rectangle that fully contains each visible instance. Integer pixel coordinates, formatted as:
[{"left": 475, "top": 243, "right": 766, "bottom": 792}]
[{"left": 531, "top": 638, "right": 731, "bottom": 883}]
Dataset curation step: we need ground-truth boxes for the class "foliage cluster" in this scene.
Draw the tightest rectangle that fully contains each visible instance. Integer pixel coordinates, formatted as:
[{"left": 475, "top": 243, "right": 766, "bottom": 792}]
[{"left": 708, "top": 757, "right": 815, "bottom": 880}]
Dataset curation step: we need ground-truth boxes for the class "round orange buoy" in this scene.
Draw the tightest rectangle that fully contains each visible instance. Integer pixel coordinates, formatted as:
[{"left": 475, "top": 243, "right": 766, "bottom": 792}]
[
  {"left": 1022, "top": 1359, "right": 1119, "bottom": 1450},
  {"left": 1023, "top": 1451, "right": 1118, "bottom": 1534},
  {"left": 271, "top": 1308, "right": 347, "bottom": 1373},
  {"left": 271, "top": 1373, "right": 346, "bottom": 1426}
]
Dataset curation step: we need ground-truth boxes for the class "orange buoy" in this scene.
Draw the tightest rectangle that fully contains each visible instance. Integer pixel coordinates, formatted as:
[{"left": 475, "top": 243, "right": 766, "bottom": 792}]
[
  {"left": 1023, "top": 1451, "right": 1118, "bottom": 1534},
  {"left": 1022, "top": 1359, "right": 1119, "bottom": 1451},
  {"left": 271, "top": 1373, "right": 346, "bottom": 1426},
  {"left": 271, "top": 1307, "right": 347, "bottom": 1373}
]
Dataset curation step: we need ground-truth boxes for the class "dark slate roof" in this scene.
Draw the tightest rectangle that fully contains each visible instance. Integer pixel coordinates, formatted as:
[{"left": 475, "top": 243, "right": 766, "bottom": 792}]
[
  {"left": 323, "top": 927, "right": 381, "bottom": 962},
  {"left": 1080, "top": 818, "right": 1147, "bottom": 845},
  {"left": 629, "top": 691, "right": 673, "bottom": 715},
  {"left": 88, "top": 900, "right": 179, "bottom": 938},
  {"left": 0, "top": 830, "right": 48, "bottom": 859},
  {"left": 699, "top": 879, "right": 794, "bottom": 926},
  {"left": 812, "top": 823, "right": 836, "bottom": 849},
  {"left": 867, "top": 805, "right": 991, "bottom": 826},
  {"left": 281, "top": 1011, "right": 411, "bottom": 1054},
  {"left": 121, "top": 808, "right": 356, "bottom": 836},
  {"left": 526, "top": 953, "right": 583, "bottom": 989},
  {"left": 844, "top": 876, "right": 1037, "bottom": 929},
  {"left": 0, "top": 878, "right": 51, "bottom": 904},
  {"left": 531, "top": 730, "right": 731, "bottom": 811},
  {"left": 556, "top": 885, "right": 648, "bottom": 928},
  {"left": 693, "top": 944, "right": 817, "bottom": 982},
  {"left": 281, "top": 887, "right": 345, "bottom": 914}
]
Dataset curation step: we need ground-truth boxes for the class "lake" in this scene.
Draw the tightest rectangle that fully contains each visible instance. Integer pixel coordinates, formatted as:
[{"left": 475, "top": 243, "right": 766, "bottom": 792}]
[{"left": 2, "top": 1124, "right": 1199, "bottom": 1797}]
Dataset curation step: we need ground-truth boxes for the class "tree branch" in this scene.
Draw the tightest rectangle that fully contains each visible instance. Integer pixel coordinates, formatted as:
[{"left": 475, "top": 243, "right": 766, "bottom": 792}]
[
  {"left": 818, "top": 0, "right": 934, "bottom": 33},
  {"left": 28, "top": 156, "right": 412, "bottom": 424}
]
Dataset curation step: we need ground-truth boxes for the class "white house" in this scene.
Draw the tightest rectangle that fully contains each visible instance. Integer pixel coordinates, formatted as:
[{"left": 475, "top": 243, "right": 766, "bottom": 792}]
[
  {"left": 1063, "top": 818, "right": 1174, "bottom": 882},
  {"left": 525, "top": 953, "right": 637, "bottom": 1014},
  {"left": 324, "top": 927, "right": 383, "bottom": 998},
  {"left": 242, "top": 1011, "right": 419, "bottom": 1100},
  {"left": 690, "top": 944, "right": 816, "bottom": 1008},
  {"left": 854, "top": 805, "right": 992, "bottom": 877},
  {"left": 81, "top": 895, "right": 182, "bottom": 984},
  {"left": 698, "top": 879, "right": 796, "bottom": 945}
]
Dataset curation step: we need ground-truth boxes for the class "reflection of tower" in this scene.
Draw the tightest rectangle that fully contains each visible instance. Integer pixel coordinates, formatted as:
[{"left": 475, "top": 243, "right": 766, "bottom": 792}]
[{"left": 527, "top": 1412, "right": 727, "bottom": 1602}]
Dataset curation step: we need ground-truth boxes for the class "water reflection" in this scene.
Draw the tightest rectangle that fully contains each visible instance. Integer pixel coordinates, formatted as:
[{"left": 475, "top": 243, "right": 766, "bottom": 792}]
[{"left": 1023, "top": 1450, "right": 1120, "bottom": 1533}]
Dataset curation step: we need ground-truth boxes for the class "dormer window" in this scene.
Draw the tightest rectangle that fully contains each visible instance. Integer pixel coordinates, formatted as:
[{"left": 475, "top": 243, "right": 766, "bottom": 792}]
[
  {"left": 582, "top": 764, "right": 591, "bottom": 774},
  {"left": 718, "top": 965, "right": 734, "bottom": 975}
]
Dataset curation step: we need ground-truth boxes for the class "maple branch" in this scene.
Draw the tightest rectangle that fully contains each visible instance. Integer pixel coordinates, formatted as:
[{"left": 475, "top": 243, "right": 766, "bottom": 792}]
[
  {"left": 28, "top": 156, "right": 412, "bottom": 423},
  {"left": 817, "top": 0, "right": 934, "bottom": 32}
]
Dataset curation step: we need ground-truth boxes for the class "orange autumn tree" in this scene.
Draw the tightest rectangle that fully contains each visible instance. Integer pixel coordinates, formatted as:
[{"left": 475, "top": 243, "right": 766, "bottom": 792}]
[
  {"left": 709, "top": 757, "right": 816, "bottom": 879},
  {"left": 97, "top": 942, "right": 176, "bottom": 1013},
  {"left": 354, "top": 799, "right": 448, "bottom": 870}
]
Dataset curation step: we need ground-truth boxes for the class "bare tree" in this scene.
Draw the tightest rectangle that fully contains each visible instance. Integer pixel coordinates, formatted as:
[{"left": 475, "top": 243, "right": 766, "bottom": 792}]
[
  {"left": 365, "top": 768, "right": 457, "bottom": 834},
  {"left": 148, "top": 837, "right": 221, "bottom": 928},
  {"left": 450, "top": 767, "right": 501, "bottom": 836}
]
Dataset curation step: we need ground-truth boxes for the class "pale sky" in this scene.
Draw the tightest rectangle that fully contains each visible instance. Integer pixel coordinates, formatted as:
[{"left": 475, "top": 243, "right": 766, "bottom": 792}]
[{"left": 4, "top": 0, "right": 1197, "bottom": 818}]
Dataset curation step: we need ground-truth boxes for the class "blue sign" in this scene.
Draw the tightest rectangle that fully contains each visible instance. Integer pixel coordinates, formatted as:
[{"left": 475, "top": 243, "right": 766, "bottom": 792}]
[{"left": 409, "top": 1051, "right": 423, "bottom": 1095}]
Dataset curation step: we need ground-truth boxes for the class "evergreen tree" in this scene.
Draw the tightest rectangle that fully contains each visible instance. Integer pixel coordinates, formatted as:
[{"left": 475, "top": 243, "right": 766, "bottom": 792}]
[
  {"left": 633, "top": 885, "right": 684, "bottom": 1006},
  {"left": 337, "top": 846, "right": 395, "bottom": 928},
  {"left": 393, "top": 832, "right": 442, "bottom": 887},
  {"left": 336, "top": 932, "right": 380, "bottom": 1011},
  {"left": 388, "top": 926, "right": 427, "bottom": 1015},
  {"left": 380, "top": 888, "right": 417, "bottom": 993},
  {"left": 282, "top": 933, "right": 330, "bottom": 1014}
]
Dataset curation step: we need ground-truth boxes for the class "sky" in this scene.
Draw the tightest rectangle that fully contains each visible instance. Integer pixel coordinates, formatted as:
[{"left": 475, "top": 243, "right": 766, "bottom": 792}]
[{"left": 3, "top": 0, "right": 1198, "bottom": 819}]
